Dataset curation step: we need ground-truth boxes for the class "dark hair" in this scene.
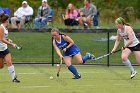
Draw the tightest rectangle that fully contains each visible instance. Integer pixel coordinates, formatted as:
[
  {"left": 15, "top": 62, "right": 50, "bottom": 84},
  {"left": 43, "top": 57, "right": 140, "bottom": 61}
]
[
  {"left": 86, "top": 0, "right": 91, "bottom": 3},
  {"left": 116, "top": 17, "right": 131, "bottom": 26},
  {"left": 0, "top": 13, "right": 9, "bottom": 23}
]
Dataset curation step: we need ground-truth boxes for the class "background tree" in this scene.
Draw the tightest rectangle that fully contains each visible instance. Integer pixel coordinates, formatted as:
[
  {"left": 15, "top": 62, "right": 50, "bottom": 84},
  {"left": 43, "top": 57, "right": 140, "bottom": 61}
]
[{"left": 0, "top": 0, "right": 140, "bottom": 23}]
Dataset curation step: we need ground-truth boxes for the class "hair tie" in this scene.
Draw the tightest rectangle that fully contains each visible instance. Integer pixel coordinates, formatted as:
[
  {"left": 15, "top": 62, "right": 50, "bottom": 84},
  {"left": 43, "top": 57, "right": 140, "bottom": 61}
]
[{"left": 116, "top": 17, "right": 122, "bottom": 24}]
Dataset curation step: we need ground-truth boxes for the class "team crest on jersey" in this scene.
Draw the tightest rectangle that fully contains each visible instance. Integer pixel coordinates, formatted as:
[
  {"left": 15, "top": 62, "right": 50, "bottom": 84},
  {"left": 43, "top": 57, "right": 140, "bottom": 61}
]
[
  {"left": 58, "top": 43, "right": 67, "bottom": 49},
  {"left": 122, "top": 35, "right": 129, "bottom": 40}
]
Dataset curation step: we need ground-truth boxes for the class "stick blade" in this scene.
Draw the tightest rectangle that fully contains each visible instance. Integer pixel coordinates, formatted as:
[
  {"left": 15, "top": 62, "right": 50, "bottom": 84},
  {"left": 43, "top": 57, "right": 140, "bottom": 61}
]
[
  {"left": 16, "top": 45, "right": 22, "bottom": 50},
  {"left": 57, "top": 72, "right": 59, "bottom": 77}
]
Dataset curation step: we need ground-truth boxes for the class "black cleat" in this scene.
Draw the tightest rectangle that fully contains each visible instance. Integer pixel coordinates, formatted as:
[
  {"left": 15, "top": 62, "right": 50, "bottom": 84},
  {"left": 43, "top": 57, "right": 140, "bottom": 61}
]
[
  {"left": 130, "top": 71, "right": 137, "bottom": 79},
  {"left": 72, "top": 74, "right": 81, "bottom": 79},
  {"left": 12, "top": 77, "right": 20, "bottom": 83}
]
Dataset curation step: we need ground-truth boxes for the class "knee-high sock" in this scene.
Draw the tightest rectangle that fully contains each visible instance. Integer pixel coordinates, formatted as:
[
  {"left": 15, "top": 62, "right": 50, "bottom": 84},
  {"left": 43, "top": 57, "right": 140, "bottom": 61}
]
[
  {"left": 8, "top": 65, "right": 16, "bottom": 80},
  {"left": 123, "top": 59, "right": 135, "bottom": 73},
  {"left": 82, "top": 54, "right": 90, "bottom": 64},
  {"left": 68, "top": 65, "right": 79, "bottom": 76}
]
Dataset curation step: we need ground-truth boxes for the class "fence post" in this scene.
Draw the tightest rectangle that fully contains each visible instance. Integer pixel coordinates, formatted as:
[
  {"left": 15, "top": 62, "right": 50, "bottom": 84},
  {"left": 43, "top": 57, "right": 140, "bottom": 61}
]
[
  {"left": 107, "top": 29, "right": 110, "bottom": 67},
  {"left": 52, "top": 37, "right": 54, "bottom": 66}
]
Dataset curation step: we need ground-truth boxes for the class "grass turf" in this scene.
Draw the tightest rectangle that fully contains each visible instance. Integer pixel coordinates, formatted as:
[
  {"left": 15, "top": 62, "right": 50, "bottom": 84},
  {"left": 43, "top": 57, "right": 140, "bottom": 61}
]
[{"left": 0, "top": 65, "right": 140, "bottom": 93}]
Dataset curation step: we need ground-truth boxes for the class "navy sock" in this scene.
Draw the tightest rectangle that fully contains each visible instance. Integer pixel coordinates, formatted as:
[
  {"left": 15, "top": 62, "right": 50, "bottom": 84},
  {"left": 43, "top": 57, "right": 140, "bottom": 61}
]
[
  {"left": 68, "top": 65, "right": 79, "bottom": 76},
  {"left": 82, "top": 54, "right": 89, "bottom": 63}
]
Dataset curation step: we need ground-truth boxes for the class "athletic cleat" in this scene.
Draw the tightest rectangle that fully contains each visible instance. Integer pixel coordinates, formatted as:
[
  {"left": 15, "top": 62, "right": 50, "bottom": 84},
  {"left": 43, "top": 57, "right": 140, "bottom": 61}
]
[
  {"left": 72, "top": 74, "right": 81, "bottom": 79},
  {"left": 86, "top": 52, "right": 90, "bottom": 57},
  {"left": 12, "top": 76, "right": 20, "bottom": 83},
  {"left": 86, "top": 52, "right": 95, "bottom": 60},
  {"left": 130, "top": 71, "right": 137, "bottom": 79},
  {"left": 90, "top": 54, "right": 95, "bottom": 60}
]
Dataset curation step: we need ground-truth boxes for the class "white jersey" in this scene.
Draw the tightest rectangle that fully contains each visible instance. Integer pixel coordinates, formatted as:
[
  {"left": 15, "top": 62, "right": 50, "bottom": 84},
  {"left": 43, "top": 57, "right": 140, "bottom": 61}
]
[
  {"left": 118, "top": 25, "right": 139, "bottom": 47},
  {"left": 0, "top": 24, "right": 8, "bottom": 51}
]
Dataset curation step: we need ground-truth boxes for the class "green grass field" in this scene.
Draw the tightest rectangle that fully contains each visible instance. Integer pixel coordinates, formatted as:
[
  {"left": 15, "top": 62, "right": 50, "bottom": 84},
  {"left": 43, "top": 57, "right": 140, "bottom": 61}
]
[
  {"left": 2, "top": 31, "right": 139, "bottom": 93},
  {"left": 0, "top": 65, "right": 140, "bottom": 93}
]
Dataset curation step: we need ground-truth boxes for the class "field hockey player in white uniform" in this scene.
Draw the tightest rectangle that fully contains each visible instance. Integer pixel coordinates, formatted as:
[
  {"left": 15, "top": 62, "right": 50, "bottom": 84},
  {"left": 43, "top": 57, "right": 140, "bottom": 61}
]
[
  {"left": 0, "top": 13, "right": 20, "bottom": 83},
  {"left": 111, "top": 17, "right": 140, "bottom": 79}
]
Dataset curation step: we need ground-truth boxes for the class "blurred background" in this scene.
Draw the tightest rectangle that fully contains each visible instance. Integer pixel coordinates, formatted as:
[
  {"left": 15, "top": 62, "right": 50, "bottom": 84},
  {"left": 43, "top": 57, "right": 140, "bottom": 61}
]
[
  {"left": 0, "top": 0, "right": 140, "bottom": 65},
  {"left": 1, "top": 0, "right": 140, "bottom": 28}
]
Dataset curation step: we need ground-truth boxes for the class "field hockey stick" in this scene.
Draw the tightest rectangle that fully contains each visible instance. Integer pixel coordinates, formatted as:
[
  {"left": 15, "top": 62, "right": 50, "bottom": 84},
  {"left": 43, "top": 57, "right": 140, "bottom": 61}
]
[
  {"left": 15, "top": 44, "right": 22, "bottom": 50},
  {"left": 9, "top": 40, "right": 22, "bottom": 50},
  {"left": 57, "top": 58, "right": 63, "bottom": 77},
  {"left": 92, "top": 49, "right": 121, "bottom": 61}
]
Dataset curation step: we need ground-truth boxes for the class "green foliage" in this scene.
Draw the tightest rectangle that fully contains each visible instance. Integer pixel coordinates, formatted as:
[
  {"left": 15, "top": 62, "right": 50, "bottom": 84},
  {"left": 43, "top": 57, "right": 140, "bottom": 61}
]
[{"left": 0, "top": 0, "right": 140, "bottom": 23}]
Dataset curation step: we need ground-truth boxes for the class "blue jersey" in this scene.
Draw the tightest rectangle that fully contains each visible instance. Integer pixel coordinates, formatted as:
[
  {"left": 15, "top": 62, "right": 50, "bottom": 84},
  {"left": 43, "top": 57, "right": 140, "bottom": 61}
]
[{"left": 55, "top": 35, "right": 80, "bottom": 57}]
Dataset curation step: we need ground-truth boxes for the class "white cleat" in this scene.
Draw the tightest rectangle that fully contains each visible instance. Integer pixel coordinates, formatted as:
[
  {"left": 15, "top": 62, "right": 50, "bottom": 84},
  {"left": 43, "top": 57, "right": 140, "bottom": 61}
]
[
  {"left": 90, "top": 54, "right": 95, "bottom": 60},
  {"left": 131, "top": 71, "right": 137, "bottom": 79},
  {"left": 86, "top": 52, "right": 95, "bottom": 60}
]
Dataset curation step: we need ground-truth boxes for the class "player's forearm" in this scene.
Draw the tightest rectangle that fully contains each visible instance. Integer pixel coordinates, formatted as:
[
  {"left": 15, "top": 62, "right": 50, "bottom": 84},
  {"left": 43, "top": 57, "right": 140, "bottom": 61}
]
[
  {"left": 56, "top": 50, "right": 63, "bottom": 58},
  {"left": 113, "top": 40, "right": 120, "bottom": 50},
  {"left": 6, "top": 38, "right": 12, "bottom": 43},
  {"left": 66, "top": 42, "right": 74, "bottom": 49},
  {"left": 124, "top": 40, "right": 133, "bottom": 48},
  {"left": 1, "top": 38, "right": 13, "bottom": 45}
]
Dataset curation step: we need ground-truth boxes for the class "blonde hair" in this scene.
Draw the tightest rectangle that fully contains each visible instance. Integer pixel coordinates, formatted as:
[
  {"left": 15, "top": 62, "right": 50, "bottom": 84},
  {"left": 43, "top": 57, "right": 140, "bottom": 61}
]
[
  {"left": 116, "top": 17, "right": 131, "bottom": 26},
  {"left": 51, "top": 28, "right": 59, "bottom": 33},
  {"left": 51, "top": 28, "right": 66, "bottom": 36},
  {"left": 66, "top": 3, "right": 75, "bottom": 14}
]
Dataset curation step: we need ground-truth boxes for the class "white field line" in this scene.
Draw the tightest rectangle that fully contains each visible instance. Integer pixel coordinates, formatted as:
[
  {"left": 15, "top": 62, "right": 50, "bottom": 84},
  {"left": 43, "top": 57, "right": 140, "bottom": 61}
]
[
  {"left": 21, "top": 86, "right": 50, "bottom": 88},
  {"left": 113, "top": 84, "right": 131, "bottom": 86},
  {"left": 18, "top": 73, "right": 45, "bottom": 74},
  {"left": 112, "top": 83, "right": 139, "bottom": 87},
  {"left": 21, "top": 85, "right": 95, "bottom": 89},
  {"left": 18, "top": 71, "right": 128, "bottom": 75},
  {"left": 21, "top": 84, "right": 140, "bottom": 89},
  {"left": 18, "top": 72, "right": 106, "bottom": 75},
  {"left": 73, "top": 85, "right": 95, "bottom": 87}
]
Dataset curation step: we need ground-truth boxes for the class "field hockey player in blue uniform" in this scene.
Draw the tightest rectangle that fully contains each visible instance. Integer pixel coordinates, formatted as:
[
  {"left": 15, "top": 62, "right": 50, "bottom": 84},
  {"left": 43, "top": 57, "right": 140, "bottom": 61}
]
[{"left": 51, "top": 28, "right": 95, "bottom": 79}]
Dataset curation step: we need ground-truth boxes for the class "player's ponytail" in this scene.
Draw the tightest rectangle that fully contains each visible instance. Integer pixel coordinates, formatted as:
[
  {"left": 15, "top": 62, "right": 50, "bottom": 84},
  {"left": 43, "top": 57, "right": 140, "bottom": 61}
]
[
  {"left": 0, "top": 12, "right": 9, "bottom": 23},
  {"left": 116, "top": 17, "right": 131, "bottom": 26}
]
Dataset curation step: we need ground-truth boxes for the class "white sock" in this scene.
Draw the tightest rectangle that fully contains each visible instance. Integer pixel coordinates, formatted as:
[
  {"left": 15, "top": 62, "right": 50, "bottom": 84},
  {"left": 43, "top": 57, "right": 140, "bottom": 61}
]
[
  {"left": 123, "top": 59, "right": 135, "bottom": 73},
  {"left": 8, "top": 65, "right": 16, "bottom": 80}
]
